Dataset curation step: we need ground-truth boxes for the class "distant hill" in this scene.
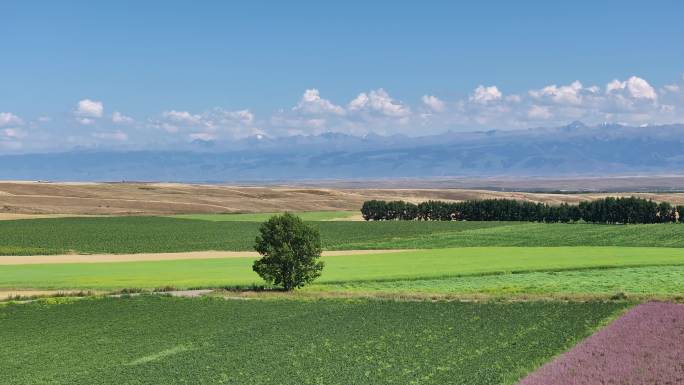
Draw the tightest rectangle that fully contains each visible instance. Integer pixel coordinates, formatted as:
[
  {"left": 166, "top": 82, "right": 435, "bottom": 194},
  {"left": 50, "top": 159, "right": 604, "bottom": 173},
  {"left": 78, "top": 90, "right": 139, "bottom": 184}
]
[{"left": 1, "top": 122, "right": 684, "bottom": 182}]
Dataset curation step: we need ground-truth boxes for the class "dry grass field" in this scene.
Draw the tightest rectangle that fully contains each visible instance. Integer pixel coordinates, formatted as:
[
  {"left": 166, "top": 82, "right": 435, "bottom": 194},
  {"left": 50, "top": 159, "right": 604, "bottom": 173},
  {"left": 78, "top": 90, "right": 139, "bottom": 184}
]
[{"left": 2, "top": 180, "right": 684, "bottom": 216}]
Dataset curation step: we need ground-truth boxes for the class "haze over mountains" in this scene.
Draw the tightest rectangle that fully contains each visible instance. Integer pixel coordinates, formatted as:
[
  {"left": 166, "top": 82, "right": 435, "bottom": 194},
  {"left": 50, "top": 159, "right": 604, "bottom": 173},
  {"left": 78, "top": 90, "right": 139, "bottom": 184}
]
[{"left": 2, "top": 122, "right": 684, "bottom": 182}]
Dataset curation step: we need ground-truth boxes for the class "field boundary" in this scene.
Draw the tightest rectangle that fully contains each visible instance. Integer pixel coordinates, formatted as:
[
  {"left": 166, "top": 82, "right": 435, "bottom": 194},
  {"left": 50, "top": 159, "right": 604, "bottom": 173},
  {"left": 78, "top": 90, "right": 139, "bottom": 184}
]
[{"left": 0, "top": 249, "right": 412, "bottom": 265}]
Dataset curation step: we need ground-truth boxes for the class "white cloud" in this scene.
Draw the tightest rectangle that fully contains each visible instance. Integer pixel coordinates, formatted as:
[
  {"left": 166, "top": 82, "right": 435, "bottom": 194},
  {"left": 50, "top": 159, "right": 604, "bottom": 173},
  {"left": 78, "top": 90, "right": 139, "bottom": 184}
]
[
  {"left": 162, "top": 110, "right": 203, "bottom": 125},
  {"left": 527, "top": 105, "right": 553, "bottom": 120},
  {"left": 76, "top": 118, "right": 95, "bottom": 125},
  {"left": 2, "top": 128, "right": 26, "bottom": 138},
  {"left": 606, "top": 76, "right": 657, "bottom": 100},
  {"left": 348, "top": 89, "right": 410, "bottom": 117},
  {"left": 0, "top": 112, "right": 23, "bottom": 126},
  {"left": 529, "top": 81, "right": 584, "bottom": 105},
  {"left": 92, "top": 131, "right": 128, "bottom": 141},
  {"left": 112, "top": 111, "right": 134, "bottom": 124},
  {"left": 75, "top": 99, "right": 104, "bottom": 118},
  {"left": 663, "top": 84, "right": 680, "bottom": 93},
  {"left": 293, "top": 89, "right": 345, "bottom": 115},
  {"left": 155, "top": 108, "right": 259, "bottom": 139},
  {"left": 188, "top": 132, "right": 216, "bottom": 141},
  {"left": 422, "top": 95, "right": 445, "bottom": 112},
  {"left": 469, "top": 85, "right": 502, "bottom": 104}
]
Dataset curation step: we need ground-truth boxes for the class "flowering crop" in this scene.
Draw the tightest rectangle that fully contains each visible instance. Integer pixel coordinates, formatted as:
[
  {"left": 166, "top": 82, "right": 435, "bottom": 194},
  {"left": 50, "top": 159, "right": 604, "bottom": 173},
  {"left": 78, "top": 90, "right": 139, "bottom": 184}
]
[{"left": 518, "top": 302, "right": 684, "bottom": 385}]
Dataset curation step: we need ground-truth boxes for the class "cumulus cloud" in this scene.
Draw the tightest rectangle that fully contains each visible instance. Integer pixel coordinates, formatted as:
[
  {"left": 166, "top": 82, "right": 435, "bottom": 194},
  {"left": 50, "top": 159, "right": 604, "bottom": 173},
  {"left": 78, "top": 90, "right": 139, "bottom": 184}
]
[
  {"left": 154, "top": 108, "right": 260, "bottom": 139},
  {"left": 606, "top": 76, "right": 657, "bottom": 100},
  {"left": 75, "top": 99, "right": 104, "bottom": 118},
  {"left": 0, "top": 112, "right": 23, "bottom": 126},
  {"left": 162, "top": 110, "right": 202, "bottom": 125},
  {"left": 8, "top": 73, "right": 684, "bottom": 152},
  {"left": 112, "top": 111, "right": 134, "bottom": 124},
  {"left": 470, "top": 85, "right": 502, "bottom": 104},
  {"left": 422, "top": 95, "right": 445, "bottom": 112},
  {"left": 348, "top": 89, "right": 410, "bottom": 117},
  {"left": 529, "top": 81, "right": 585, "bottom": 105},
  {"left": 293, "top": 89, "right": 345, "bottom": 115}
]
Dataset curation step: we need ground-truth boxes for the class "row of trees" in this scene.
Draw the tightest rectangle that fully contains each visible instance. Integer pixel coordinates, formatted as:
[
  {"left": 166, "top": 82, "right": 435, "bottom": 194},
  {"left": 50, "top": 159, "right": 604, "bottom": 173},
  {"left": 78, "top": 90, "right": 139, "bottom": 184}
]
[{"left": 361, "top": 197, "right": 684, "bottom": 224}]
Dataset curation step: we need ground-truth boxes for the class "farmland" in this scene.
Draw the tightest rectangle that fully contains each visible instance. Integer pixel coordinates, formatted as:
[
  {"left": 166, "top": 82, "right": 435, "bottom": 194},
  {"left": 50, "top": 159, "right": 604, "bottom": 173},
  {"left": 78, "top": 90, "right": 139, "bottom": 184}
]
[
  {"left": 2, "top": 247, "right": 684, "bottom": 294},
  {"left": 1, "top": 205, "right": 684, "bottom": 384},
  {"left": 0, "top": 296, "right": 629, "bottom": 385},
  {"left": 3, "top": 216, "right": 684, "bottom": 255},
  {"left": 0, "top": 217, "right": 517, "bottom": 255},
  {"left": 171, "top": 210, "right": 358, "bottom": 221}
]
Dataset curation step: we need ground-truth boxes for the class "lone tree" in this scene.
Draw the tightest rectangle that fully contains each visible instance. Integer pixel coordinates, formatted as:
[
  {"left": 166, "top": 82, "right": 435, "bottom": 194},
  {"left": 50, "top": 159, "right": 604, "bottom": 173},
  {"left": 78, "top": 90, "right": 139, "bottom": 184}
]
[{"left": 253, "top": 213, "right": 324, "bottom": 291}]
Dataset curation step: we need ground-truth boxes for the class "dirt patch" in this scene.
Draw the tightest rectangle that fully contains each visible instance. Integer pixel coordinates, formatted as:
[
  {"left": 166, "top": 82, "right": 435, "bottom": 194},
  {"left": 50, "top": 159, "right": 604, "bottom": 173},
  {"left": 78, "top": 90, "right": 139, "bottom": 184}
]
[
  {"left": 0, "top": 249, "right": 412, "bottom": 265},
  {"left": 0, "top": 290, "right": 97, "bottom": 301},
  {"left": 3, "top": 181, "right": 684, "bottom": 215},
  {"left": 0, "top": 213, "right": 101, "bottom": 221}
]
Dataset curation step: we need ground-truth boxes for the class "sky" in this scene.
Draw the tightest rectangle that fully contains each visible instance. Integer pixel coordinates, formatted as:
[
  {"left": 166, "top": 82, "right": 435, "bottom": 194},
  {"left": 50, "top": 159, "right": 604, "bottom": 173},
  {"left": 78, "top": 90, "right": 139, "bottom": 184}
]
[{"left": 1, "top": 0, "right": 684, "bottom": 153}]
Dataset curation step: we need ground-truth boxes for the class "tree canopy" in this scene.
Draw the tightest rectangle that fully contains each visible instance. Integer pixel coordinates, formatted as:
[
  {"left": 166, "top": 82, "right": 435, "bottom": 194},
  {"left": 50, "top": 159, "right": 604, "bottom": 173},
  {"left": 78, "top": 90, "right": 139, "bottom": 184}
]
[
  {"left": 253, "top": 213, "right": 324, "bottom": 290},
  {"left": 361, "top": 197, "right": 683, "bottom": 224}
]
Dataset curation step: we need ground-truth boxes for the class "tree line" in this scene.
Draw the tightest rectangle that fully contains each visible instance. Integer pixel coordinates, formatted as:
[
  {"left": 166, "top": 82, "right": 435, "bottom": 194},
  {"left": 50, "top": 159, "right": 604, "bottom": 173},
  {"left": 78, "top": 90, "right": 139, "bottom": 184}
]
[{"left": 361, "top": 197, "right": 684, "bottom": 224}]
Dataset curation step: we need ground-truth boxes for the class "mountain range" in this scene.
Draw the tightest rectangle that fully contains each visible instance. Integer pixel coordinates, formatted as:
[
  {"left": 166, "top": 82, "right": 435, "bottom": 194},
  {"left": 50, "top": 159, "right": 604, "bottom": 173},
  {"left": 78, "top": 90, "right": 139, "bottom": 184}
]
[{"left": 2, "top": 122, "right": 684, "bottom": 182}]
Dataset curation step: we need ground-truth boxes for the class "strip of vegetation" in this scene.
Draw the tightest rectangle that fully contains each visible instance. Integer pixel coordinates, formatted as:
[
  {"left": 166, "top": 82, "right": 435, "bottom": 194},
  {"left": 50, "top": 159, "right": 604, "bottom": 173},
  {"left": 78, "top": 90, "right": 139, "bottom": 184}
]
[
  {"left": 361, "top": 197, "right": 684, "bottom": 223},
  {"left": 340, "top": 222, "right": 684, "bottom": 249},
  {"left": 308, "top": 265, "right": 684, "bottom": 298},
  {"left": 0, "top": 296, "right": 629, "bottom": 385},
  {"left": 2, "top": 247, "right": 684, "bottom": 290},
  {"left": 0, "top": 217, "right": 513, "bottom": 255}
]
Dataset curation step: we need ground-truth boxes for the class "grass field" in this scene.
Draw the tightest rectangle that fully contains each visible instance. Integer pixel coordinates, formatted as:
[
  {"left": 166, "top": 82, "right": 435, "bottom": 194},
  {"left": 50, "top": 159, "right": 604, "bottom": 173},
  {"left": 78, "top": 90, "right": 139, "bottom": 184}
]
[
  {"left": 3, "top": 216, "right": 684, "bottom": 255},
  {"left": 0, "top": 296, "right": 629, "bottom": 385},
  {"left": 312, "top": 265, "right": 684, "bottom": 297},
  {"left": 2, "top": 247, "right": 684, "bottom": 291},
  {"left": 171, "top": 210, "right": 358, "bottom": 221},
  {"left": 0, "top": 217, "right": 514, "bottom": 255},
  {"left": 343, "top": 222, "right": 684, "bottom": 249}
]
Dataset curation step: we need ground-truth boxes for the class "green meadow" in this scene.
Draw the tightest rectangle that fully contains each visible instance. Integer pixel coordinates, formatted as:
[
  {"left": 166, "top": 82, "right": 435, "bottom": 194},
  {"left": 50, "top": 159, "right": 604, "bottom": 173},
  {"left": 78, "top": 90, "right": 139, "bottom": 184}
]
[
  {"left": 2, "top": 216, "right": 684, "bottom": 256},
  {"left": 2, "top": 246, "right": 684, "bottom": 292},
  {"left": 0, "top": 217, "right": 512, "bottom": 255}
]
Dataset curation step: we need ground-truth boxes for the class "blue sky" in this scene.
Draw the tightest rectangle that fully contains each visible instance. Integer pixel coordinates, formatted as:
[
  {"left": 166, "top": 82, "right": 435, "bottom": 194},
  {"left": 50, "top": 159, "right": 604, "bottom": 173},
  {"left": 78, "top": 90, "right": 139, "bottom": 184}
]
[{"left": 1, "top": 0, "right": 684, "bottom": 152}]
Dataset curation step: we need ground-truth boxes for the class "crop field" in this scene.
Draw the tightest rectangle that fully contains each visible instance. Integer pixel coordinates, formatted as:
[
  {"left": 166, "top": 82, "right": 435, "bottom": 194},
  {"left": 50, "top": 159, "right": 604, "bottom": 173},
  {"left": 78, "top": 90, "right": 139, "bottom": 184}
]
[
  {"left": 0, "top": 296, "right": 629, "bottom": 385},
  {"left": 2, "top": 246, "right": 684, "bottom": 292},
  {"left": 313, "top": 265, "right": 684, "bottom": 297},
  {"left": 0, "top": 217, "right": 515, "bottom": 255},
  {"left": 3, "top": 216, "right": 684, "bottom": 256}
]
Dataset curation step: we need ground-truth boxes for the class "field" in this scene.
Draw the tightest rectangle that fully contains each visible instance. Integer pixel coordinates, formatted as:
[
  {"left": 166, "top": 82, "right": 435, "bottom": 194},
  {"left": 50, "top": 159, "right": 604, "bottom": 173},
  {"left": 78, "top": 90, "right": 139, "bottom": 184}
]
[
  {"left": 2, "top": 197, "right": 684, "bottom": 384},
  {"left": 4, "top": 216, "right": 684, "bottom": 255},
  {"left": 3, "top": 181, "right": 684, "bottom": 216},
  {"left": 2, "top": 247, "right": 684, "bottom": 296},
  {"left": 0, "top": 217, "right": 515, "bottom": 255},
  {"left": 171, "top": 211, "right": 359, "bottom": 221},
  {"left": 0, "top": 296, "right": 629, "bottom": 385}
]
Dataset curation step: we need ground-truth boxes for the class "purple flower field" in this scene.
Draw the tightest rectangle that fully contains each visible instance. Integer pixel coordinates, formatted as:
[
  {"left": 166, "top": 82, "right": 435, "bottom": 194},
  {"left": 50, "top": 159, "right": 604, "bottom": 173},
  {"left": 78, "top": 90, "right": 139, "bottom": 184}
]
[{"left": 518, "top": 302, "right": 684, "bottom": 385}]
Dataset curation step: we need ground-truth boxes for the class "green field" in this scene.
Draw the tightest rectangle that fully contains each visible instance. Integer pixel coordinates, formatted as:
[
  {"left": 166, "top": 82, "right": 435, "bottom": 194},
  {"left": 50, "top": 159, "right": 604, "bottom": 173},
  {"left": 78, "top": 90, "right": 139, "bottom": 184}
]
[
  {"left": 0, "top": 217, "right": 512, "bottom": 255},
  {"left": 3, "top": 216, "right": 684, "bottom": 256},
  {"left": 3, "top": 247, "right": 684, "bottom": 291},
  {"left": 171, "top": 210, "right": 358, "bottom": 221},
  {"left": 0, "top": 296, "right": 628, "bottom": 385},
  {"left": 344, "top": 222, "right": 684, "bottom": 249},
  {"left": 313, "top": 265, "right": 684, "bottom": 297}
]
